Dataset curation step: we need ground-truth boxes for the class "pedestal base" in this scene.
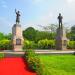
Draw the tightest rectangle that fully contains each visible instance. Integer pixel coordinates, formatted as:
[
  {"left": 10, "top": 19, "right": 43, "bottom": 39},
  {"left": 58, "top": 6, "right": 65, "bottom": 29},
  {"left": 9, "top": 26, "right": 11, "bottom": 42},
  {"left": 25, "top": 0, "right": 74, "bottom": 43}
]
[
  {"left": 12, "top": 24, "right": 24, "bottom": 52},
  {"left": 13, "top": 45, "right": 23, "bottom": 51},
  {"left": 56, "top": 27, "right": 68, "bottom": 50}
]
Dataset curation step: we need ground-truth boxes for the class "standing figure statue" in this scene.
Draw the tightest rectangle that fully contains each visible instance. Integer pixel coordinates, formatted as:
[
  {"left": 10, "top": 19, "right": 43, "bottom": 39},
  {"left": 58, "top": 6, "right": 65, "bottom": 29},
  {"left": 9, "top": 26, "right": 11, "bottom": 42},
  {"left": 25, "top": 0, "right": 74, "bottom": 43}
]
[
  {"left": 58, "top": 13, "right": 63, "bottom": 28},
  {"left": 15, "top": 9, "right": 21, "bottom": 24}
]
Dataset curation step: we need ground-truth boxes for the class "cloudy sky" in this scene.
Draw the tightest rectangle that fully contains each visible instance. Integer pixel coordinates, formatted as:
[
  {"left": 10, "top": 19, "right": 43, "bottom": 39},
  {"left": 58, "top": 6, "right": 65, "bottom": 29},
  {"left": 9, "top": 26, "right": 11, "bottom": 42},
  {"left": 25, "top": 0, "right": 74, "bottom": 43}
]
[{"left": 0, "top": 0, "right": 75, "bottom": 33}]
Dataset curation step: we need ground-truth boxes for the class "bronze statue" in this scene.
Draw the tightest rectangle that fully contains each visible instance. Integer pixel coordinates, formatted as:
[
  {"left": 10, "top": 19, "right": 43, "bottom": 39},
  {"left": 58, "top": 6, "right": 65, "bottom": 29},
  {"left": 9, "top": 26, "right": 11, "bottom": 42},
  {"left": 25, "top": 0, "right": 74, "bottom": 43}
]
[
  {"left": 15, "top": 9, "right": 20, "bottom": 24},
  {"left": 58, "top": 13, "right": 63, "bottom": 28}
]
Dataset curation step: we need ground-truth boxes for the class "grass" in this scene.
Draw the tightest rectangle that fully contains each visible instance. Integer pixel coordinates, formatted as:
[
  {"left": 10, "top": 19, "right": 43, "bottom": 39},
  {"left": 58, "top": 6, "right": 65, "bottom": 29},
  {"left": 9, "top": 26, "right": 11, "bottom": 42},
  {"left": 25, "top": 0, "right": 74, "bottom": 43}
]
[{"left": 38, "top": 54, "right": 75, "bottom": 75}]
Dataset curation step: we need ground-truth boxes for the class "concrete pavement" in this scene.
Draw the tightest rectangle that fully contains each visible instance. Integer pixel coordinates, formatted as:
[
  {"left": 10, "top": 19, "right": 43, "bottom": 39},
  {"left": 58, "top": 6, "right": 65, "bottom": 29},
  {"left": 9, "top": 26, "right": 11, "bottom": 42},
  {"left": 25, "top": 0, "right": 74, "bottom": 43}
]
[{"left": 0, "top": 50, "right": 75, "bottom": 57}]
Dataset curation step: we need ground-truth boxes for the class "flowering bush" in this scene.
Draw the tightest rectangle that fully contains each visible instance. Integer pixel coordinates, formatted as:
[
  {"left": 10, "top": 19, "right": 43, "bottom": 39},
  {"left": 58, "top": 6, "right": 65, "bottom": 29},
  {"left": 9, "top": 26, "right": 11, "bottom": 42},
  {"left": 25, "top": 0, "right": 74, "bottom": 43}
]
[{"left": 24, "top": 49, "right": 40, "bottom": 72}]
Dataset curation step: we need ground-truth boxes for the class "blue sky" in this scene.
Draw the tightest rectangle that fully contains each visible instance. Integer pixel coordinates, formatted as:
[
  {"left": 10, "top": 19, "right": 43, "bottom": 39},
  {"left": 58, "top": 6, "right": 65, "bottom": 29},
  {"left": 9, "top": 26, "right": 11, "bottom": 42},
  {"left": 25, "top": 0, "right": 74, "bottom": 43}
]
[{"left": 0, "top": 0, "right": 75, "bottom": 33}]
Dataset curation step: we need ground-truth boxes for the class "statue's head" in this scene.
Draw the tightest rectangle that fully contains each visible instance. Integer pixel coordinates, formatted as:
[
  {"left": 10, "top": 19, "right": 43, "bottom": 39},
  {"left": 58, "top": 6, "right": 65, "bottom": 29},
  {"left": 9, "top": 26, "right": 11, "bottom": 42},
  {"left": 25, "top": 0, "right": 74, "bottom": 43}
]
[
  {"left": 59, "top": 13, "right": 61, "bottom": 16},
  {"left": 18, "top": 11, "right": 20, "bottom": 13}
]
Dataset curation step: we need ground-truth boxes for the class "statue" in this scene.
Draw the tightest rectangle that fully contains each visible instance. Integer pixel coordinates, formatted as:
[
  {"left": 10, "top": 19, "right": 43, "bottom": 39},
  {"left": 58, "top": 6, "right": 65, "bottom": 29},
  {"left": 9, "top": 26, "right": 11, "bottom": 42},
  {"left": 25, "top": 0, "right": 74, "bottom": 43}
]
[
  {"left": 58, "top": 13, "right": 63, "bottom": 28},
  {"left": 15, "top": 9, "right": 20, "bottom": 24}
]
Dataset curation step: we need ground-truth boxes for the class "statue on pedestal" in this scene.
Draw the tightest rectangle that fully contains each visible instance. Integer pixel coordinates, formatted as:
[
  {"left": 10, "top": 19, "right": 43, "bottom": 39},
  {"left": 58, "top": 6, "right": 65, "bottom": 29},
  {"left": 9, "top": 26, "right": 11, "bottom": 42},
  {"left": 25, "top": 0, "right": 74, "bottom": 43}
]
[
  {"left": 56, "top": 13, "right": 68, "bottom": 50},
  {"left": 15, "top": 9, "right": 21, "bottom": 24},
  {"left": 12, "top": 9, "right": 24, "bottom": 51},
  {"left": 58, "top": 13, "right": 63, "bottom": 28}
]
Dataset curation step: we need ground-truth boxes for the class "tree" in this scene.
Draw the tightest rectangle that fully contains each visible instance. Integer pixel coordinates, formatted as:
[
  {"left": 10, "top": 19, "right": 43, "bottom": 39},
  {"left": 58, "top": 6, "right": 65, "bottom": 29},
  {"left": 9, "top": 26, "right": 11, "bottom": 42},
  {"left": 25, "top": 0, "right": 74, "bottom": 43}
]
[
  {"left": 69, "top": 25, "right": 75, "bottom": 41},
  {"left": 23, "top": 27, "right": 56, "bottom": 42},
  {"left": 71, "top": 25, "right": 75, "bottom": 33},
  {"left": 37, "top": 24, "right": 58, "bottom": 33},
  {"left": 0, "top": 32, "right": 12, "bottom": 41},
  {"left": 23, "top": 27, "right": 36, "bottom": 41},
  {"left": 48, "top": 24, "right": 58, "bottom": 33},
  {"left": 5, "top": 33, "right": 12, "bottom": 40},
  {"left": 35, "top": 31, "right": 56, "bottom": 42}
]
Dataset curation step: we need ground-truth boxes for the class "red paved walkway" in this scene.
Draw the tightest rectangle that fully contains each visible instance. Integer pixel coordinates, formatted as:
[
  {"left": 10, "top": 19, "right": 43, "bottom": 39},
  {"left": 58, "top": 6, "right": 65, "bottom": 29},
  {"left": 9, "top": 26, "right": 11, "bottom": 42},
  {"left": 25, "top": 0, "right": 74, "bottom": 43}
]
[{"left": 0, "top": 58, "right": 36, "bottom": 75}]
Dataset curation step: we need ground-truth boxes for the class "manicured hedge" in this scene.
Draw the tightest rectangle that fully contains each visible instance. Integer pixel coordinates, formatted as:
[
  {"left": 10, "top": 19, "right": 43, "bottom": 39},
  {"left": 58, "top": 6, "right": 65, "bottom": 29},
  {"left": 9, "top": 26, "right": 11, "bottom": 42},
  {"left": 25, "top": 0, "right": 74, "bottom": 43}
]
[
  {"left": 67, "top": 41, "right": 75, "bottom": 49},
  {"left": 0, "top": 39, "right": 12, "bottom": 50},
  {"left": 23, "top": 40, "right": 37, "bottom": 49},
  {"left": 23, "top": 39, "right": 55, "bottom": 49},
  {"left": 0, "top": 39, "right": 75, "bottom": 50},
  {"left": 23, "top": 39, "right": 75, "bottom": 49},
  {"left": 38, "top": 39, "right": 55, "bottom": 49}
]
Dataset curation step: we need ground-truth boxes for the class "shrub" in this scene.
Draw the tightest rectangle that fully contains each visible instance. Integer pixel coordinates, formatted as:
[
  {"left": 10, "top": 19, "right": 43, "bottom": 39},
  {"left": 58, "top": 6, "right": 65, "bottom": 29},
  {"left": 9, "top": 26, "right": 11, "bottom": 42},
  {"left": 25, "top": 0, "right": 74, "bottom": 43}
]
[
  {"left": 67, "top": 41, "right": 75, "bottom": 49},
  {"left": 36, "top": 64, "right": 51, "bottom": 75},
  {"left": 24, "top": 49, "right": 51, "bottom": 75},
  {"left": 23, "top": 39, "right": 55, "bottom": 49},
  {"left": 0, "top": 53, "right": 4, "bottom": 58},
  {"left": 38, "top": 39, "right": 55, "bottom": 49},
  {"left": 0, "top": 39, "right": 12, "bottom": 50},
  {"left": 23, "top": 40, "right": 37, "bottom": 49},
  {"left": 23, "top": 40, "right": 75, "bottom": 49},
  {"left": 24, "top": 49, "right": 41, "bottom": 72}
]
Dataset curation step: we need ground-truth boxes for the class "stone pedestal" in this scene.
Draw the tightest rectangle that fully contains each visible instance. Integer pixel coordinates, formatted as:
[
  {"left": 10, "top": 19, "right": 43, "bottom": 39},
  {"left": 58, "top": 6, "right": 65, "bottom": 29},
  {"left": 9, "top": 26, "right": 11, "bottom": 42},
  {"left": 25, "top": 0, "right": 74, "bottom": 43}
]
[
  {"left": 56, "top": 27, "right": 68, "bottom": 50},
  {"left": 12, "top": 24, "right": 24, "bottom": 51}
]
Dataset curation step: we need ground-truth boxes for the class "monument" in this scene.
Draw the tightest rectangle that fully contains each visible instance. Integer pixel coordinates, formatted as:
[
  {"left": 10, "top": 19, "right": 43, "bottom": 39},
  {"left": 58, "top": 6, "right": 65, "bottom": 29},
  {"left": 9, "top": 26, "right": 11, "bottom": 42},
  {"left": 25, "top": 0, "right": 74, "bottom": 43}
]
[
  {"left": 56, "top": 13, "right": 68, "bottom": 50},
  {"left": 12, "top": 9, "right": 24, "bottom": 51}
]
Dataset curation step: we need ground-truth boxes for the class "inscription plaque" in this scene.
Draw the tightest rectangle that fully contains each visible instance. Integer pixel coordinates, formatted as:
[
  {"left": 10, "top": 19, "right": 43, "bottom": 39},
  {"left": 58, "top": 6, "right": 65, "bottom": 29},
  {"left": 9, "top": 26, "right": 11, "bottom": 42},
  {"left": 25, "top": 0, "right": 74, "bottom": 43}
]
[{"left": 16, "top": 39, "right": 21, "bottom": 45}]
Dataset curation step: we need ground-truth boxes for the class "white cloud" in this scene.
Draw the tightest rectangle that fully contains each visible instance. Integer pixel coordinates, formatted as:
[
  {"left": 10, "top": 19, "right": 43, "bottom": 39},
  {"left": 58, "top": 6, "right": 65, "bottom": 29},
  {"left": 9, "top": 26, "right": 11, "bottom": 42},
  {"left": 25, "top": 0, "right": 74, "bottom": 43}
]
[
  {"left": 32, "top": 0, "right": 47, "bottom": 4},
  {"left": 32, "top": 0, "right": 44, "bottom": 3},
  {"left": 22, "top": 11, "right": 53, "bottom": 31},
  {"left": 2, "top": 4, "right": 7, "bottom": 8},
  {"left": 28, "top": 12, "right": 53, "bottom": 25},
  {"left": 0, "top": 17, "right": 12, "bottom": 33},
  {"left": 32, "top": 0, "right": 41, "bottom": 3},
  {"left": 37, "top": 12, "right": 53, "bottom": 25},
  {"left": 66, "top": 0, "right": 75, "bottom": 4},
  {"left": 1, "top": 1, "right": 6, "bottom": 4},
  {"left": 67, "top": 0, "right": 73, "bottom": 3},
  {"left": 1, "top": 0, "right": 8, "bottom": 8}
]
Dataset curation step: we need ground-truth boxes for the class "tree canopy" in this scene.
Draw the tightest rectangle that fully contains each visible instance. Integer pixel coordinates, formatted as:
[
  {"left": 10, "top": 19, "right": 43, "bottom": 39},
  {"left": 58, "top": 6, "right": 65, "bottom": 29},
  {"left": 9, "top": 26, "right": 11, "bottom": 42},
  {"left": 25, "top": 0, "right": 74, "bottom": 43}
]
[
  {"left": 23, "top": 27, "right": 56, "bottom": 42},
  {"left": 23, "top": 27, "right": 36, "bottom": 41}
]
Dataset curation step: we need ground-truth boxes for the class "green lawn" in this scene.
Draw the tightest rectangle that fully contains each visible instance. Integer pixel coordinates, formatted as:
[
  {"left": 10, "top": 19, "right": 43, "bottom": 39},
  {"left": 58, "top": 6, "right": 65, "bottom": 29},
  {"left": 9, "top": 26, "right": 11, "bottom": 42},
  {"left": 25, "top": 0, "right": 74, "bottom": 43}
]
[{"left": 39, "top": 55, "right": 75, "bottom": 75}]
